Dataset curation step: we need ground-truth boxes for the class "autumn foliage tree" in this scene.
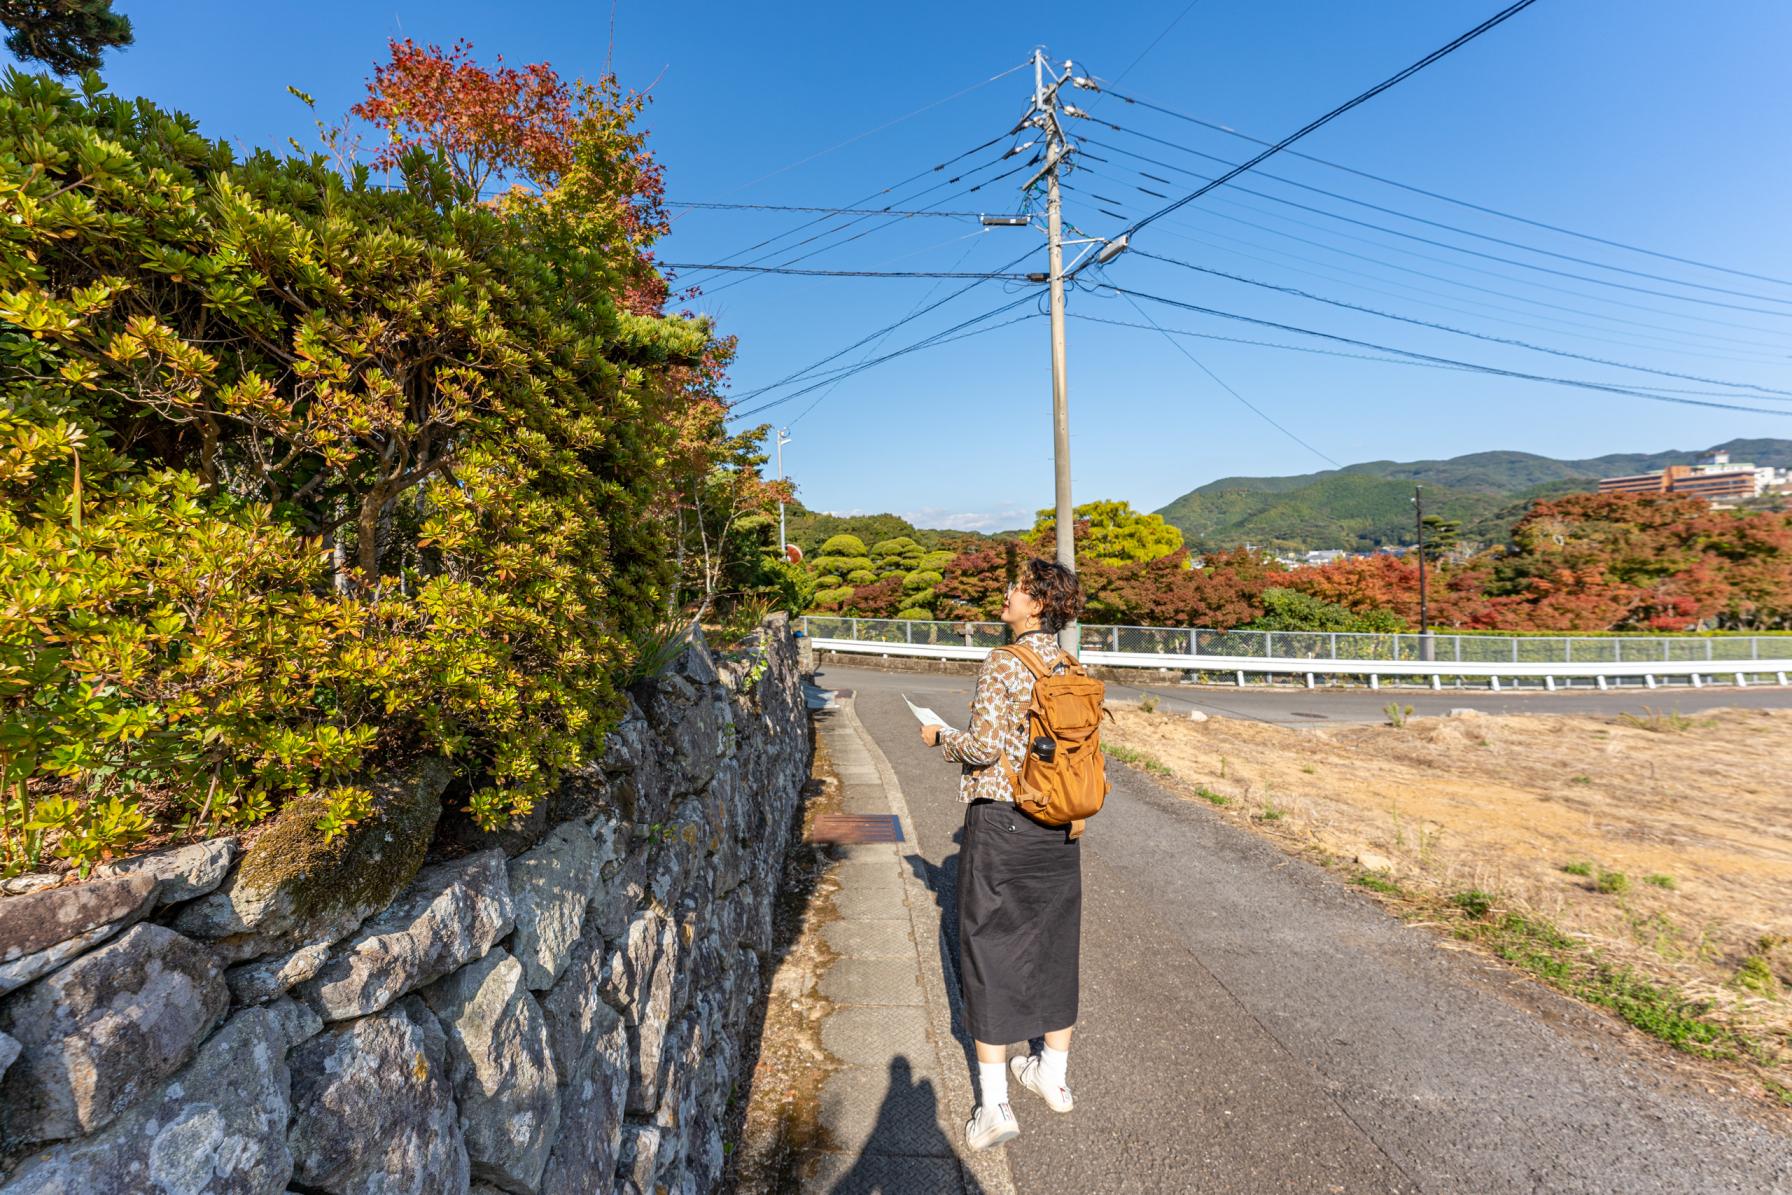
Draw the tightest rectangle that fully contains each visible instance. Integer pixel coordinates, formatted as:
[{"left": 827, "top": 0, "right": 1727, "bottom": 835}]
[
  {"left": 918, "top": 491, "right": 1792, "bottom": 634},
  {"left": 347, "top": 39, "right": 670, "bottom": 313}
]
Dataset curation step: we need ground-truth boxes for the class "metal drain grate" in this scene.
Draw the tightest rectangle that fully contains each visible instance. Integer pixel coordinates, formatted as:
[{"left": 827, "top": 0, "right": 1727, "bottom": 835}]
[{"left": 808, "top": 814, "right": 903, "bottom": 844}]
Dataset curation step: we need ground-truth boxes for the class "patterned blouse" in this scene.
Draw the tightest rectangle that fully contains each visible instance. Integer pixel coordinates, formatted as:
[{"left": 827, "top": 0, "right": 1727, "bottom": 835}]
[{"left": 939, "top": 629, "right": 1071, "bottom": 803}]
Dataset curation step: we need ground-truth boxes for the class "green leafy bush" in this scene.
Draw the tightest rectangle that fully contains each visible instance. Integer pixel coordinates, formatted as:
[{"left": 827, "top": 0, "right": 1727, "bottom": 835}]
[
  {"left": 894, "top": 607, "right": 932, "bottom": 621},
  {"left": 844, "top": 569, "right": 878, "bottom": 586},
  {"left": 1246, "top": 587, "right": 1405, "bottom": 633},
  {"left": 903, "top": 569, "right": 943, "bottom": 592},
  {"left": 871, "top": 536, "right": 924, "bottom": 576},
  {"left": 919, "top": 550, "right": 955, "bottom": 573},
  {"left": 0, "top": 72, "right": 715, "bottom": 872},
  {"left": 818, "top": 534, "right": 869, "bottom": 558}
]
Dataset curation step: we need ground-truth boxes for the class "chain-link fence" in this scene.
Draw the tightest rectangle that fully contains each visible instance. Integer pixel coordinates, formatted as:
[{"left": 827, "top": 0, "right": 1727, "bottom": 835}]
[{"left": 802, "top": 617, "right": 1791, "bottom": 665}]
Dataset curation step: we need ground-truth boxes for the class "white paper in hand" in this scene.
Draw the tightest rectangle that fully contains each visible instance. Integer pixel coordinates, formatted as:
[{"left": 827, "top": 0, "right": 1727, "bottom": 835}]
[{"left": 902, "top": 694, "right": 954, "bottom": 731}]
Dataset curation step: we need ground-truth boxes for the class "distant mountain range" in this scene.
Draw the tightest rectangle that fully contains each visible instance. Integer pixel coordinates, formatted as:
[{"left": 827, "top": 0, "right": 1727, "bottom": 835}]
[{"left": 1153, "top": 439, "right": 1792, "bottom": 554}]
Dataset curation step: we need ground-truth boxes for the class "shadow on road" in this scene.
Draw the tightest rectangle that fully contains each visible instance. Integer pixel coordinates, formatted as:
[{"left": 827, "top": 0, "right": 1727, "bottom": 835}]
[
  {"left": 825, "top": 1056, "right": 983, "bottom": 1195},
  {"left": 904, "top": 829, "right": 988, "bottom": 1087}
]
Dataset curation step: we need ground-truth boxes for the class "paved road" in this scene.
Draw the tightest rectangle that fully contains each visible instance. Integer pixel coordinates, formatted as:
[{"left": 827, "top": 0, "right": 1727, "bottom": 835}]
[
  {"left": 1094, "top": 675, "right": 1792, "bottom": 726},
  {"left": 818, "top": 663, "right": 1792, "bottom": 1194}
]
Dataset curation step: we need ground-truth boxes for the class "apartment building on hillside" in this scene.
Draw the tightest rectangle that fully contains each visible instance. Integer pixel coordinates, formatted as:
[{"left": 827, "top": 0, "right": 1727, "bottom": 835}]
[{"left": 1598, "top": 450, "right": 1790, "bottom": 502}]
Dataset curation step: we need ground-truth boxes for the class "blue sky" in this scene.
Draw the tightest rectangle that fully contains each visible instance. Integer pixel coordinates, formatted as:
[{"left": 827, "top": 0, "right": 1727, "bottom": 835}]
[{"left": 29, "top": 1, "right": 1792, "bottom": 531}]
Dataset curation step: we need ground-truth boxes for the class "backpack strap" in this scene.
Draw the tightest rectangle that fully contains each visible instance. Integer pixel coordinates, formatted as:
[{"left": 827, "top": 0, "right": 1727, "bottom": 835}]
[
  {"left": 1003, "top": 639, "right": 1079, "bottom": 679},
  {"left": 998, "top": 640, "right": 1048, "bottom": 679}
]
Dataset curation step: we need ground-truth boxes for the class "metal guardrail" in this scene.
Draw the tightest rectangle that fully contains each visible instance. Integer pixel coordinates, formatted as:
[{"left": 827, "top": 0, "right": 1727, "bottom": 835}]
[{"left": 799, "top": 616, "right": 1792, "bottom": 691}]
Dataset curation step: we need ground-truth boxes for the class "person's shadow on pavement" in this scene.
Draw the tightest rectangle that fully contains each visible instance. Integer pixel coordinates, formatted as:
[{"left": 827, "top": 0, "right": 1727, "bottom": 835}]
[
  {"left": 904, "top": 834, "right": 989, "bottom": 1083},
  {"left": 826, "top": 1056, "right": 984, "bottom": 1195}
]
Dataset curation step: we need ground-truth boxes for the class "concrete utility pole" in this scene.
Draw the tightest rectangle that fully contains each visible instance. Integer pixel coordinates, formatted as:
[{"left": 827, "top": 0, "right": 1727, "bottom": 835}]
[
  {"left": 1034, "top": 49, "right": 1078, "bottom": 653},
  {"left": 993, "top": 53, "right": 1126, "bottom": 650}
]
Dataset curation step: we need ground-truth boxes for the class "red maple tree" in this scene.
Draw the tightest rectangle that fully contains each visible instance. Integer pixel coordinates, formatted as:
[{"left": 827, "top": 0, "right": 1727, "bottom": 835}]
[{"left": 348, "top": 39, "right": 670, "bottom": 313}]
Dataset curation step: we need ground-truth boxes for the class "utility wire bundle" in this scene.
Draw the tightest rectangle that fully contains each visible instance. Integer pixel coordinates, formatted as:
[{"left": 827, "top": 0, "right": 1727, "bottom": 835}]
[{"left": 666, "top": 1, "right": 1792, "bottom": 449}]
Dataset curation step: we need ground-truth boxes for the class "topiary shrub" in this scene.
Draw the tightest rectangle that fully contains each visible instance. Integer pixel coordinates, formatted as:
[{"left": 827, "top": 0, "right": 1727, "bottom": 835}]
[
  {"left": 903, "top": 569, "right": 943, "bottom": 592},
  {"left": 871, "top": 536, "right": 925, "bottom": 577},
  {"left": 813, "top": 586, "right": 856, "bottom": 610},
  {"left": 895, "top": 607, "right": 933, "bottom": 621},
  {"left": 845, "top": 569, "right": 878, "bottom": 585},
  {"left": 819, "top": 534, "right": 869, "bottom": 558}
]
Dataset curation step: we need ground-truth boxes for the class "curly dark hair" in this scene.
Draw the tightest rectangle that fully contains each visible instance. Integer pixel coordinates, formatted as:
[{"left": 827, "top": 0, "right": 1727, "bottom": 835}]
[{"left": 1018, "top": 558, "right": 1084, "bottom": 633}]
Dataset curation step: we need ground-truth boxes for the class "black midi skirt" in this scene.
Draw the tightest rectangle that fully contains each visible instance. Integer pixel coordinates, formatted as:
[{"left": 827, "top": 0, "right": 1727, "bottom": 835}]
[{"left": 957, "top": 798, "right": 1082, "bottom": 1044}]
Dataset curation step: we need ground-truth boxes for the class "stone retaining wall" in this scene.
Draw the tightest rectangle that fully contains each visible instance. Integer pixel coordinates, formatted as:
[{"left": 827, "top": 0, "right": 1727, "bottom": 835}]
[{"left": 0, "top": 616, "right": 811, "bottom": 1195}]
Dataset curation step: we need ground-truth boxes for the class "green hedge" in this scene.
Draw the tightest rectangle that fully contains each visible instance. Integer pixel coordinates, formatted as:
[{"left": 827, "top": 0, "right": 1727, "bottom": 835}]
[{"left": 0, "top": 73, "right": 711, "bottom": 872}]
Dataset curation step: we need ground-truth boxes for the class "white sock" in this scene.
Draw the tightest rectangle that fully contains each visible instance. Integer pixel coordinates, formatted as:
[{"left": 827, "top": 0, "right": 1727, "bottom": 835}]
[
  {"left": 1039, "top": 1044, "right": 1069, "bottom": 1087},
  {"left": 977, "top": 1060, "right": 1010, "bottom": 1109}
]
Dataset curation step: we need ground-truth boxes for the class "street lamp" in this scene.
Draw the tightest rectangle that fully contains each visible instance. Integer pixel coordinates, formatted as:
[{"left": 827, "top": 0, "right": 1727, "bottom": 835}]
[{"left": 776, "top": 428, "right": 792, "bottom": 558}]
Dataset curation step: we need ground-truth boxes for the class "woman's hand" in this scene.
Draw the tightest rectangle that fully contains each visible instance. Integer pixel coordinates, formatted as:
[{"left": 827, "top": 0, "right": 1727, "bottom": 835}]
[{"left": 920, "top": 724, "right": 944, "bottom": 748}]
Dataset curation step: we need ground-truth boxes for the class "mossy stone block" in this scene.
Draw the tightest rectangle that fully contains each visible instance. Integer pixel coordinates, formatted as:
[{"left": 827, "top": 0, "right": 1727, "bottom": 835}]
[{"left": 174, "top": 758, "right": 451, "bottom": 947}]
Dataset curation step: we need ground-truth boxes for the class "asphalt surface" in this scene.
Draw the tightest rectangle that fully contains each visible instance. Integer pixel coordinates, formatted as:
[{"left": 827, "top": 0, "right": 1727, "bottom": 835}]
[
  {"left": 820, "top": 663, "right": 1792, "bottom": 1194},
  {"left": 1085, "top": 675, "right": 1792, "bottom": 727}
]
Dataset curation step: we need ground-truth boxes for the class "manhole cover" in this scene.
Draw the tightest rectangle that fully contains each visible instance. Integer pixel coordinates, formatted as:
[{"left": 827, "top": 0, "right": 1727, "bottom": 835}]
[{"left": 808, "top": 814, "right": 903, "bottom": 844}]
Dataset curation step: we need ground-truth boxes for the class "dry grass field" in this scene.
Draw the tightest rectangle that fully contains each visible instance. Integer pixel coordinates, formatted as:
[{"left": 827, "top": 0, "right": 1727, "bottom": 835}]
[{"left": 1104, "top": 703, "right": 1792, "bottom": 1106}]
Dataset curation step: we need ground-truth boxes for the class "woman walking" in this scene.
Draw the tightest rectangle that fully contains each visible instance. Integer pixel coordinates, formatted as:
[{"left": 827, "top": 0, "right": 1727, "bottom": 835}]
[{"left": 919, "top": 558, "right": 1087, "bottom": 1151}]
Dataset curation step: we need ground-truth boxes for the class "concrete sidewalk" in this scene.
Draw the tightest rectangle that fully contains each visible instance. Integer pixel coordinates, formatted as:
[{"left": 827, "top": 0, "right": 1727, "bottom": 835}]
[{"left": 795, "top": 689, "right": 1014, "bottom": 1195}]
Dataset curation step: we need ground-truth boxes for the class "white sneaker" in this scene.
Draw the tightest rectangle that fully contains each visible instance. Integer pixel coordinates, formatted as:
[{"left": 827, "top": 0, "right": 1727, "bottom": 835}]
[
  {"left": 964, "top": 1101, "right": 1020, "bottom": 1151},
  {"left": 1010, "top": 1053, "right": 1075, "bottom": 1113}
]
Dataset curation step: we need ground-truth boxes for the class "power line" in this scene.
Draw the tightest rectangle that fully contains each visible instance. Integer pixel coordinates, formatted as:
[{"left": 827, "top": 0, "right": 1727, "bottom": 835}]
[
  {"left": 1131, "top": 247, "right": 1792, "bottom": 398},
  {"left": 1118, "top": 0, "right": 1542, "bottom": 238},
  {"left": 676, "top": 134, "right": 1011, "bottom": 285},
  {"left": 1098, "top": 283, "right": 1792, "bottom": 416},
  {"left": 1110, "top": 286, "right": 1340, "bottom": 467},
  {"left": 1067, "top": 173, "right": 1792, "bottom": 349},
  {"left": 666, "top": 201, "right": 994, "bottom": 218},
  {"left": 1088, "top": 136, "right": 1792, "bottom": 319},
  {"left": 786, "top": 235, "right": 996, "bottom": 426},
  {"left": 729, "top": 293, "right": 1042, "bottom": 421},
  {"left": 704, "top": 60, "right": 1030, "bottom": 198},
  {"left": 727, "top": 247, "right": 1039, "bottom": 404},
  {"left": 701, "top": 152, "right": 1041, "bottom": 295},
  {"left": 1107, "top": 1, "right": 1206, "bottom": 87},
  {"left": 1082, "top": 126, "right": 1792, "bottom": 309},
  {"left": 1061, "top": 172, "right": 1792, "bottom": 362},
  {"left": 1129, "top": 216, "right": 1792, "bottom": 368},
  {"left": 663, "top": 263, "right": 1033, "bottom": 279},
  {"left": 1069, "top": 312, "right": 1766, "bottom": 401},
  {"left": 1100, "top": 85, "right": 1792, "bottom": 290}
]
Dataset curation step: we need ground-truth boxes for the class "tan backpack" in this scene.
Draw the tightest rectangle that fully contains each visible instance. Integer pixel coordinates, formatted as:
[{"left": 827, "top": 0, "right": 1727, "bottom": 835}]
[{"left": 994, "top": 640, "right": 1111, "bottom": 840}]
